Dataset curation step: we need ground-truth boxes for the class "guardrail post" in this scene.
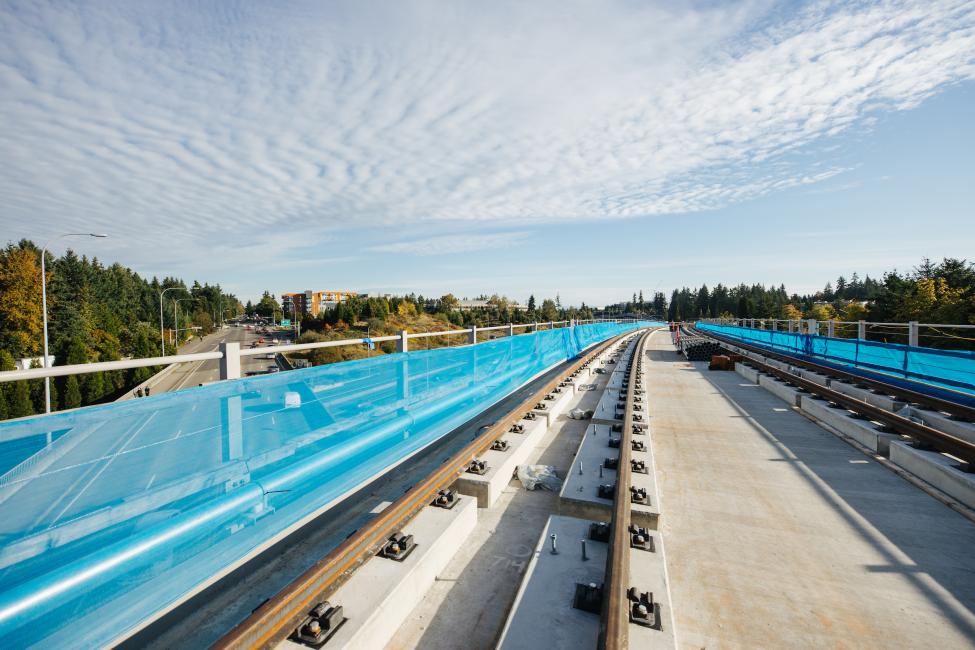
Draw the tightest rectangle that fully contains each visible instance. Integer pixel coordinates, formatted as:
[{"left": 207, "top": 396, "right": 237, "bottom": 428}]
[
  {"left": 807, "top": 319, "right": 817, "bottom": 336},
  {"left": 827, "top": 320, "right": 835, "bottom": 338},
  {"left": 548, "top": 321, "right": 554, "bottom": 330},
  {"left": 397, "top": 330, "right": 409, "bottom": 353},
  {"left": 771, "top": 320, "right": 777, "bottom": 331},
  {"left": 858, "top": 320, "right": 866, "bottom": 340},
  {"left": 508, "top": 323, "right": 515, "bottom": 337},
  {"left": 468, "top": 326, "right": 477, "bottom": 345},
  {"left": 908, "top": 321, "right": 919, "bottom": 346},
  {"left": 570, "top": 318, "right": 576, "bottom": 328},
  {"left": 219, "top": 341, "right": 241, "bottom": 380}
]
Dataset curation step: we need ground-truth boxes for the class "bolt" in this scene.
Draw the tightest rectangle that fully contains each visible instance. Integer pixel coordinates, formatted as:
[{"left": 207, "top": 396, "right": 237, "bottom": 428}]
[
  {"left": 307, "top": 620, "right": 321, "bottom": 635},
  {"left": 550, "top": 533, "right": 559, "bottom": 555},
  {"left": 581, "top": 539, "right": 589, "bottom": 561}
]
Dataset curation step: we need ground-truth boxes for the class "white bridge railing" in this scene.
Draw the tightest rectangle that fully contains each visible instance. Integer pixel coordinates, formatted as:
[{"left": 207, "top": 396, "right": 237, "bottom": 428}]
[
  {"left": 698, "top": 318, "right": 975, "bottom": 347},
  {"left": 0, "top": 318, "right": 633, "bottom": 387}
]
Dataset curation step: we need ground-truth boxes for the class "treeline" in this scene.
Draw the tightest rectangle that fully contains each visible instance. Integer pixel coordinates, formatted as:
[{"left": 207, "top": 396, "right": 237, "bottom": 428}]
[
  {"left": 281, "top": 292, "right": 597, "bottom": 368},
  {"left": 285, "top": 292, "right": 596, "bottom": 333},
  {"left": 0, "top": 240, "right": 239, "bottom": 419},
  {"left": 660, "top": 257, "right": 974, "bottom": 348}
]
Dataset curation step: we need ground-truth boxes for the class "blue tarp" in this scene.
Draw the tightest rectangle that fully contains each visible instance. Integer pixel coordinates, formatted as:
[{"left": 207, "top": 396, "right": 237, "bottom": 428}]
[
  {"left": 695, "top": 322, "right": 975, "bottom": 399},
  {"left": 0, "top": 321, "right": 658, "bottom": 647}
]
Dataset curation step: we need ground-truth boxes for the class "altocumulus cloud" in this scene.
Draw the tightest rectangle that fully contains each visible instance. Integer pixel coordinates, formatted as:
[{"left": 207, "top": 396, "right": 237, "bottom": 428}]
[{"left": 0, "top": 0, "right": 973, "bottom": 269}]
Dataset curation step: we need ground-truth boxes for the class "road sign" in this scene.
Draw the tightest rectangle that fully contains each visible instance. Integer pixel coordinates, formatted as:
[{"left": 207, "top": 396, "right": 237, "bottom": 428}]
[{"left": 281, "top": 319, "right": 291, "bottom": 326}]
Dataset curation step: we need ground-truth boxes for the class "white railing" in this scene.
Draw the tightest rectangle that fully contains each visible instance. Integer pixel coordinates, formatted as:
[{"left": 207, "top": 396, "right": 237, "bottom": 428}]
[
  {"left": 0, "top": 318, "right": 632, "bottom": 387},
  {"left": 697, "top": 318, "right": 975, "bottom": 347}
]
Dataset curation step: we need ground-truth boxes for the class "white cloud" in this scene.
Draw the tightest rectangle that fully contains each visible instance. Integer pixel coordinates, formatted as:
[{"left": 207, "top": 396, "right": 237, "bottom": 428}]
[
  {"left": 0, "top": 0, "right": 972, "bottom": 276},
  {"left": 368, "top": 231, "right": 530, "bottom": 256}
]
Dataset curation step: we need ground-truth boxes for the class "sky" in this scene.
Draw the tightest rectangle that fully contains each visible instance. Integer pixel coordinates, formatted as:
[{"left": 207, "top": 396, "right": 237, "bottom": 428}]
[{"left": 0, "top": 0, "right": 973, "bottom": 306}]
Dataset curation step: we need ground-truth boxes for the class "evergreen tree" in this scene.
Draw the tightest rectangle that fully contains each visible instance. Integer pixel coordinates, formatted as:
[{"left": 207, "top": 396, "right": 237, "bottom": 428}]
[
  {"left": 10, "top": 378, "right": 33, "bottom": 418},
  {"left": 63, "top": 375, "right": 82, "bottom": 410}
]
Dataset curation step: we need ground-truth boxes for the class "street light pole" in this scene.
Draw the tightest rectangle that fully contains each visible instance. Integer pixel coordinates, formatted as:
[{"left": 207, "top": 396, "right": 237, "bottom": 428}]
[
  {"left": 159, "top": 287, "right": 179, "bottom": 356},
  {"left": 40, "top": 232, "right": 107, "bottom": 413},
  {"left": 174, "top": 297, "right": 200, "bottom": 348}
]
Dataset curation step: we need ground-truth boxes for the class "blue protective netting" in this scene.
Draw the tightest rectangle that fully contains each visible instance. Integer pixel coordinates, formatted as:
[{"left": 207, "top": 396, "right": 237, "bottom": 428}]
[
  {"left": 695, "top": 322, "right": 975, "bottom": 399},
  {"left": 0, "top": 321, "right": 657, "bottom": 647}
]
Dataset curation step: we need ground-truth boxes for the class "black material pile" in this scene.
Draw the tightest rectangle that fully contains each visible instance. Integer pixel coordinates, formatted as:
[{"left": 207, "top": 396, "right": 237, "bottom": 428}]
[{"left": 679, "top": 336, "right": 725, "bottom": 361}]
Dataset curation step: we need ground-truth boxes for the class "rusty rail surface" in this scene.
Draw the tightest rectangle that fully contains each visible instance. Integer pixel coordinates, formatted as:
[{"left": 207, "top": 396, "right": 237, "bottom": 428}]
[
  {"left": 689, "top": 326, "right": 975, "bottom": 466},
  {"left": 599, "top": 329, "right": 652, "bottom": 650},
  {"left": 213, "top": 331, "right": 636, "bottom": 650}
]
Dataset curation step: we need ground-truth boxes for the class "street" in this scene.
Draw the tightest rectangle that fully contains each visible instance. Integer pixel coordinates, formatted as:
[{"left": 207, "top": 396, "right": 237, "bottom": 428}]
[{"left": 119, "top": 324, "right": 295, "bottom": 399}]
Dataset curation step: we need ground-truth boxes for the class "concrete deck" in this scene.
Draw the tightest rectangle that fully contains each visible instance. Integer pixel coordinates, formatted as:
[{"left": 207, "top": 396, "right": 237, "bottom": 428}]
[{"left": 647, "top": 330, "right": 975, "bottom": 649}]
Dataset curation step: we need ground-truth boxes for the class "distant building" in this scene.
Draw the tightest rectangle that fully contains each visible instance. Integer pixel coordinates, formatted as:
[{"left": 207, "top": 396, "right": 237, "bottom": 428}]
[
  {"left": 282, "top": 290, "right": 358, "bottom": 317},
  {"left": 455, "top": 299, "right": 529, "bottom": 312}
]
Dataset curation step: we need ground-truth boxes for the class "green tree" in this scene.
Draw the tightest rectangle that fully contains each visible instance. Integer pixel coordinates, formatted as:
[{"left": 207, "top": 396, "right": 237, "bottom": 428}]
[
  {"left": 438, "top": 293, "right": 459, "bottom": 312},
  {"left": 0, "top": 244, "right": 45, "bottom": 357},
  {"left": 540, "top": 299, "right": 559, "bottom": 321},
  {"left": 63, "top": 375, "right": 82, "bottom": 410}
]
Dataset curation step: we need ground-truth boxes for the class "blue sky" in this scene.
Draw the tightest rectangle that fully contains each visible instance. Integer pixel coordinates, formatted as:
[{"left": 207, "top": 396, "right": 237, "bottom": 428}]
[{"left": 0, "top": 1, "right": 973, "bottom": 306}]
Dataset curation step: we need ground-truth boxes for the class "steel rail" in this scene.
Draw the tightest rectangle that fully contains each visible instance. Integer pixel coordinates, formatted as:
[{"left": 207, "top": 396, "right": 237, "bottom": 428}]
[
  {"left": 689, "top": 325, "right": 975, "bottom": 422},
  {"left": 212, "top": 332, "right": 636, "bottom": 650},
  {"left": 599, "top": 329, "right": 651, "bottom": 650},
  {"left": 688, "top": 326, "right": 975, "bottom": 466}
]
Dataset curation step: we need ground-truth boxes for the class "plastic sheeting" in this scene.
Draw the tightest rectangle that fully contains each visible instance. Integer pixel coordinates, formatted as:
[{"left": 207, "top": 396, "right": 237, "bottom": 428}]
[
  {"left": 0, "top": 321, "right": 657, "bottom": 647},
  {"left": 696, "top": 322, "right": 975, "bottom": 398}
]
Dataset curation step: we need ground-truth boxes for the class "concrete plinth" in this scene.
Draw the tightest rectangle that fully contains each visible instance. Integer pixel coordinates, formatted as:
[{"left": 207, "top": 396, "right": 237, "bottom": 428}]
[
  {"left": 592, "top": 387, "right": 624, "bottom": 425},
  {"left": 828, "top": 380, "right": 905, "bottom": 412},
  {"left": 628, "top": 530, "right": 678, "bottom": 649},
  {"left": 889, "top": 440, "right": 975, "bottom": 509},
  {"left": 734, "top": 362, "right": 759, "bottom": 384},
  {"left": 763, "top": 358, "right": 794, "bottom": 373},
  {"left": 278, "top": 498, "right": 477, "bottom": 650},
  {"left": 559, "top": 423, "right": 660, "bottom": 529},
  {"left": 757, "top": 374, "right": 802, "bottom": 407},
  {"left": 796, "top": 368, "right": 831, "bottom": 389},
  {"left": 454, "top": 416, "right": 549, "bottom": 508},
  {"left": 799, "top": 395, "right": 900, "bottom": 455},
  {"left": 531, "top": 387, "right": 574, "bottom": 427},
  {"left": 911, "top": 408, "right": 975, "bottom": 446},
  {"left": 497, "top": 516, "right": 606, "bottom": 650}
]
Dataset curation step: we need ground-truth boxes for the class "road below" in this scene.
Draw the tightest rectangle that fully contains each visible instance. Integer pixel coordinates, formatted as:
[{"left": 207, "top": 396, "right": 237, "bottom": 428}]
[{"left": 119, "top": 326, "right": 294, "bottom": 399}]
